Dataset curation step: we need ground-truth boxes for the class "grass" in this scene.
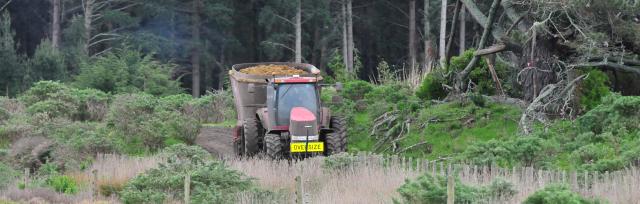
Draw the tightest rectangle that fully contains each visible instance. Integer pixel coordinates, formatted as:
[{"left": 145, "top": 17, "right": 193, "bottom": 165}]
[
  {"left": 227, "top": 154, "right": 640, "bottom": 203},
  {"left": 67, "top": 153, "right": 165, "bottom": 197},
  {"left": 348, "top": 102, "right": 521, "bottom": 160}
]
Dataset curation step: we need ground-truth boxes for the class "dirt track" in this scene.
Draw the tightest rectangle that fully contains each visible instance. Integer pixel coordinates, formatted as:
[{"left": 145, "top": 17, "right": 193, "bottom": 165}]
[{"left": 195, "top": 126, "right": 235, "bottom": 158}]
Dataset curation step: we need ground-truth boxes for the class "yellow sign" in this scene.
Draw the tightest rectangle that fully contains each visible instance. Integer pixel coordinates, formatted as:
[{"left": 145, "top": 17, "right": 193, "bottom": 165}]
[{"left": 290, "top": 142, "right": 324, "bottom": 153}]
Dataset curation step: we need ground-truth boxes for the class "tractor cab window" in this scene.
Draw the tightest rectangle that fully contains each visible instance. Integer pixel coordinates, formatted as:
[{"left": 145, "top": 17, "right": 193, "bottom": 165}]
[{"left": 276, "top": 84, "right": 318, "bottom": 125}]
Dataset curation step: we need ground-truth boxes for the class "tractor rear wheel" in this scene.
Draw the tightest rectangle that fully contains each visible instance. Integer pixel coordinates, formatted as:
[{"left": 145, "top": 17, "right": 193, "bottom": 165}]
[
  {"left": 243, "top": 118, "right": 261, "bottom": 156},
  {"left": 265, "top": 133, "right": 282, "bottom": 159},
  {"left": 325, "top": 132, "right": 341, "bottom": 156},
  {"left": 327, "top": 116, "right": 347, "bottom": 152}
]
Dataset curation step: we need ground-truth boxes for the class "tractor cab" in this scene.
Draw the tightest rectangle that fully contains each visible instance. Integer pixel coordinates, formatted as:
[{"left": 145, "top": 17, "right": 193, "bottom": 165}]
[{"left": 265, "top": 76, "right": 322, "bottom": 134}]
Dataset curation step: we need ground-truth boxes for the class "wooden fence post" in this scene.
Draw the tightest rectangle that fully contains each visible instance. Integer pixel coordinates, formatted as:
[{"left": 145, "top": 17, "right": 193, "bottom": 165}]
[
  {"left": 92, "top": 169, "right": 98, "bottom": 200},
  {"left": 184, "top": 174, "right": 191, "bottom": 204},
  {"left": 23, "top": 168, "right": 29, "bottom": 188},
  {"left": 295, "top": 175, "right": 304, "bottom": 204},
  {"left": 447, "top": 173, "right": 455, "bottom": 204}
]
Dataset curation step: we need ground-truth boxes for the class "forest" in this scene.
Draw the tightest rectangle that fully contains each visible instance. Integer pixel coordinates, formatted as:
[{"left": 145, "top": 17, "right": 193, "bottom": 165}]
[{"left": 1, "top": 0, "right": 640, "bottom": 203}]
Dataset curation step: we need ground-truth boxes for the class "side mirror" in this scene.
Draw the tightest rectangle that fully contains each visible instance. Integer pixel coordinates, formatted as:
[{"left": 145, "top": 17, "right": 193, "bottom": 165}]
[{"left": 335, "top": 82, "right": 343, "bottom": 92}]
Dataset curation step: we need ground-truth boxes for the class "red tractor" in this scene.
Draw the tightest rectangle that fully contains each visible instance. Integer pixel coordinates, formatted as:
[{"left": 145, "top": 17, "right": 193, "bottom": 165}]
[{"left": 229, "top": 62, "right": 346, "bottom": 158}]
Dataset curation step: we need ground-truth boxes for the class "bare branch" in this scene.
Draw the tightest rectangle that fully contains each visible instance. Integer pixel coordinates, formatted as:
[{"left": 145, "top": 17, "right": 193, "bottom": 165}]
[{"left": 0, "top": 0, "right": 12, "bottom": 11}]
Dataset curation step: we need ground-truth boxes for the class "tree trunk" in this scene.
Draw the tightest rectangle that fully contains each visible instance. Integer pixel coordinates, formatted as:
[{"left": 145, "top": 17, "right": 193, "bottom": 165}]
[
  {"left": 424, "top": 0, "right": 433, "bottom": 72},
  {"left": 346, "top": 0, "right": 354, "bottom": 74},
  {"left": 445, "top": 0, "right": 461, "bottom": 64},
  {"left": 217, "top": 46, "right": 226, "bottom": 90},
  {"left": 439, "top": 0, "right": 447, "bottom": 67},
  {"left": 342, "top": 2, "right": 349, "bottom": 72},
  {"left": 459, "top": 6, "right": 466, "bottom": 54},
  {"left": 294, "top": 0, "right": 302, "bottom": 63},
  {"left": 51, "top": 0, "right": 61, "bottom": 49},
  {"left": 83, "top": 0, "right": 93, "bottom": 54},
  {"left": 191, "top": 0, "right": 201, "bottom": 97},
  {"left": 408, "top": 0, "right": 416, "bottom": 70},
  {"left": 455, "top": 0, "right": 501, "bottom": 91}
]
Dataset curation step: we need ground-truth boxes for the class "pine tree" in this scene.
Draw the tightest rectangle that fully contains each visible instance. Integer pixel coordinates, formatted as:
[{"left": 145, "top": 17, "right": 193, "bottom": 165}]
[{"left": 0, "top": 11, "right": 25, "bottom": 96}]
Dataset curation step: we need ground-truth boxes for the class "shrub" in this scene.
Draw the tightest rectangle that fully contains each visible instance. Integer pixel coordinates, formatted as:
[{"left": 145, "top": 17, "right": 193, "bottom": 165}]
[
  {"left": 46, "top": 175, "right": 78, "bottom": 194},
  {"left": 579, "top": 69, "right": 610, "bottom": 112},
  {"left": 578, "top": 94, "right": 640, "bottom": 135},
  {"left": 27, "top": 39, "right": 66, "bottom": 83},
  {"left": 26, "top": 100, "right": 76, "bottom": 118},
  {"left": 19, "top": 81, "right": 72, "bottom": 107},
  {"left": 523, "top": 184, "right": 602, "bottom": 204},
  {"left": 0, "top": 163, "right": 18, "bottom": 188},
  {"left": 322, "top": 152, "right": 359, "bottom": 171},
  {"left": 416, "top": 72, "right": 447, "bottom": 101},
  {"left": 19, "top": 81, "right": 110, "bottom": 120},
  {"left": 74, "top": 48, "right": 182, "bottom": 96},
  {"left": 448, "top": 49, "right": 509, "bottom": 95},
  {"left": 9, "top": 136, "right": 53, "bottom": 170},
  {"left": 396, "top": 174, "right": 483, "bottom": 204},
  {"left": 341, "top": 80, "right": 373, "bottom": 101},
  {"left": 485, "top": 178, "right": 517, "bottom": 198},
  {"left": 121, "top": 145, "right": 253, "bottom": 204},
  {"left": 462, "top": 140, "right": 511, "bottom": 166}
]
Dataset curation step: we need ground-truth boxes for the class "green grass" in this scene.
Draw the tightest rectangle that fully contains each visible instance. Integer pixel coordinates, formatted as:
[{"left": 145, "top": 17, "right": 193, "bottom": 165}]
[
  {"left": 347, "top": 112, "right": 374, "bottom": 152},
  {"left": 348, "top": 102, "right": 521, "bottom": 160}
]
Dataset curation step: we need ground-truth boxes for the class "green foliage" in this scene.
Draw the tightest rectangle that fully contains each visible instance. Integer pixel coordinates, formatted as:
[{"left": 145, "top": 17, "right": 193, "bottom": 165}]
[
  {"left": 322, "top": 152, "right": 359, "bottom": 171},
  {"left": 578, "top": 94, "right": 640, "bottom": 135},
  {"left": 27, "top": 39, "right": 66, "bottom": 83},
  {"left": 396, "top": 174, "right": 484, "bottom": 204},
  {"left": 121, "top": 145, "right": 253, "bottom": 204},
  {"left": 0, "top": 163, "right": 18, "bottom": 188},
  {"left": 0, "top": 11, "right": 26, "bottom": 97},
  {"left": 468, "top": 93, "right": 487, "bottom": 107},
  {"left": 19, "top": 81, "right": 109, "bottom": 120},
  {"left": 523, "top": 184, "right": 602, "bottom": 204},
  {"left": 46, "top": 175, "right": 78, "bottom": 194},
  {"left": 579, "top": 69, "right": 611, "bottom": 112},
  {"left": 106, "top": 93, "right": 200, "bottom": 153},
  {"left": 341, "top": 80, "right": 373, "bottom": 101},
  {"left": 416, "top": 71, "right": 447, "bottom": 101},
  {"left": 74, "top": 48, "right": 182, "bottom": 96},
  {"left": 448, "top": 49, "right": 510, "bottom": 95}
]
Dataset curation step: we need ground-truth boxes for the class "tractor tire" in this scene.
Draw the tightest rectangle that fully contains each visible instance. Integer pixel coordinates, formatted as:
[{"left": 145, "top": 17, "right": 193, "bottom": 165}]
[
  {"left": 243, "top": 118, "right": 261, "bottom": 156},
  {"left": 264, "top": 133, "right": 283, "bottom": 159},
  {"left": 327, "top": 116, "right": 347, "bottom": 153},
  {"left": 324, "top": 132, "right": 341, "bottom": 156}
]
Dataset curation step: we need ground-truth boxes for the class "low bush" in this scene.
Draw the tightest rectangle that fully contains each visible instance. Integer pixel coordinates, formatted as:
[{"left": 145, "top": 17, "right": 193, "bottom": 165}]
[
  {"left": 579, "top": 69, "right": 610, "bottom": 112},
  {"left": 121, "top": 145, "right": 254, "bottom": 204},
  {"left": 46, "top": 175, "right": 78, "bottom": 194},
  {"left": 341, "top": 80, "right": 373, "bottom": 101},
  {"left": 523, "top": 184, "right": 602, "bottom": 204},
  {"left": 416, "top": 72, "right": 447, "bottom": 101},
  {"left": 396, "top": 174, "right": 484, "bottom": 204},
  {"left": 106, "top": 94, "right": 200, "bottom": 153},
  {"left": 0, "top": 163, "right": 18, "bottom": 188},
  {"left": 322, "top": 152, "right": 359, "bottom": 171}
]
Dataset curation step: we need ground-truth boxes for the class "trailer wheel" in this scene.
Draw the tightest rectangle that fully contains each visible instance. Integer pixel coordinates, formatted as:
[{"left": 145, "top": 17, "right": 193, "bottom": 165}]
[
  {"left": 243, "top": 118, "right": 261, "bottom": 156},
  {"left": 329, "top": 116, "right": 347, "bottom": 153},
  {"left": 265, "top": 133, "right": 282, "bottom": 159}
]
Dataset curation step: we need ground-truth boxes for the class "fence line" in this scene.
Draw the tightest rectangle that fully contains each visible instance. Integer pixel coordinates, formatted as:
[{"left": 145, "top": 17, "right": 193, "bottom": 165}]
[{"left": 229, "top": 153, "right": 640, "bottom": 203}]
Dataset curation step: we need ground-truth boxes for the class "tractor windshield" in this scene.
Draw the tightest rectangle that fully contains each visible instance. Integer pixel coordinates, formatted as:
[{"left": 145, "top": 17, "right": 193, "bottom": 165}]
[{"left": 276, "top": 84, "right": 318, "bottom": 125}]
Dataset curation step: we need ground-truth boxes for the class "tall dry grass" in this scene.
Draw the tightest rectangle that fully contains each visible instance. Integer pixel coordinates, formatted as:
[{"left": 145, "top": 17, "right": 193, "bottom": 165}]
[
  {"left": 227, "top": 154, "right": 640, "bottom": 204},
  {"left": 68, "top": 153, "right": 165, "bottom": 197}
]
